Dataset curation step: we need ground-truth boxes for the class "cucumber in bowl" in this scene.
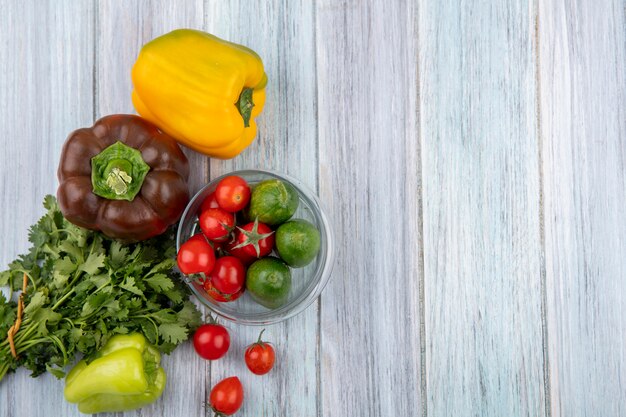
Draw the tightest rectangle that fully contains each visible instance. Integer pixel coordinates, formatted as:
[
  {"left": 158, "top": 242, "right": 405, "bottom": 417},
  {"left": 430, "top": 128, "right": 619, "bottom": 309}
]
[
  {"left": 246, "top": 257, "right": 292, "bottom": 309},
  {"left": 247, "top": 179, "right": 299, "bottom": 226},
  {"left": 275, "top": 219, "right": 321, "bottom": 268}
]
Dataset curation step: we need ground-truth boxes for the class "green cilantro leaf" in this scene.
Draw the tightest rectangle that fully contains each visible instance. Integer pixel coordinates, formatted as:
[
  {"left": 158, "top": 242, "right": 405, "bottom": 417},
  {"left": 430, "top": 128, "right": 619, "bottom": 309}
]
[
  {"left": 109, "top": 241, "right": 129, "bottom": 268},
  {"left": 58, "top": 241, "right": 83, "bottom": 262},
  {"left": 79, "top": 252, "right": 106, "bottom": 275},
  {"left": 81, "top": 292, "right": 110, "bottom": 317},
  {"left": 145, "top": 274, "right": 174, "bottom": 293},
  {"left": 158, "top": 323, "right": 188, "bottom": 345},
  {"left": 23, "top": 291, "right": 48, "bottom": 316},
  {"left": 120, "top": 277, "right": 144, "bottom": 297},
  {"left": 151, "top": 310, "right": 177, "bottom": 324},
  {"left": 164, "top": 287, "right": 184, "bottom": 304},
  {"left": 0, "top": 270, "right": 10, "bottom": 287},
  {"left": 46, "top": 364, "right": 66, "bottom": 379},
  {"left": 32, "top": 308, "right": 62, "bottom": 336},
  {"left": 177, "top": 301, "right": 202, "bottom": 328}
]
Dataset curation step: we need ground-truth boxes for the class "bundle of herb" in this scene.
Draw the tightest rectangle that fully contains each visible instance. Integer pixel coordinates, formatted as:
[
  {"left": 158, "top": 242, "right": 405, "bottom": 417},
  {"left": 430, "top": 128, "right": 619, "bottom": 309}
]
[{"left": 0, "top": 196, "right": 201, "bottom": 382}]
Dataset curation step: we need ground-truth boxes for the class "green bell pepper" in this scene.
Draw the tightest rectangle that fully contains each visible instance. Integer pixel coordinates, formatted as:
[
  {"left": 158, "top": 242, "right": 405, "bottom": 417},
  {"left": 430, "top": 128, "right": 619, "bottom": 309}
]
[{"left": 64, "top": 333, "right": 167, "bottom": 414}]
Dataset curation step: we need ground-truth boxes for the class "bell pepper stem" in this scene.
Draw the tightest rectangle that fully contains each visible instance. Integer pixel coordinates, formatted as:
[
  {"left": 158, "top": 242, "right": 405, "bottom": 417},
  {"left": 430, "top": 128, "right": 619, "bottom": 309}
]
[
  {"left": 105, "top": 167, "right": 133, "bottom": 195},
  {"left": 236, "top": 88, "right": 255, "bottom": 128},
  {"left": 91, "top": 142, "right": 150, "bottom": 201}
]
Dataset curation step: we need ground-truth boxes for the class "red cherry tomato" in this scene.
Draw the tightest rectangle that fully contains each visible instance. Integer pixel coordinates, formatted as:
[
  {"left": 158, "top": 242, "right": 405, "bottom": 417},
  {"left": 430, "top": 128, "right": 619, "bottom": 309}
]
[
  {"left": 244, "top": 329, "right": 275, "bottom": 375},
  {"left": 211, "top": 240, "right": 226, "bottom": 253},
  {"left": 199, "top": 208, "right": 235, "bottom": 242},
  {"left": 177, "top": 236, "right": 215, "bottom": 275},
  {"left": 233, "top": 219, "right": 275, "bottom": 258},
  {"left": 204, "top": 280, "right": 244, "bottom": 302},
  {"left": 215, "top": 176, "right": 251, "bottom": 212},
  {"left": 189, "top": 234, "right": 226, "bottom": 253},
  {"left": 193, "top": 323, "right": 230, "bottom": 360},
  {"left": 200, "top": 192, "right": 220, "bottom": 213},
  {"left": 209, "top": 256, "right": 246, "bottom": 295},
  {"left": 209, "top": 377, "right": 244, "bottom": 416},
  {"left": 225, "top": 240, "right": 257, "bottom": 266}
]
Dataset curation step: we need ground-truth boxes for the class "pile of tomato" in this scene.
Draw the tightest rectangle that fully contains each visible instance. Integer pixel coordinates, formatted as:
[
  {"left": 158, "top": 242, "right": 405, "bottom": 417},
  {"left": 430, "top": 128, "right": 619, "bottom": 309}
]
[
  {"left": 177, "top": 175, "right": 321, "bottom": 308},
  {"left": 176, "top": 175, "right": 260, "bottom": 301},
  {"left": 194, "top": 322, "right": 275, "bottom": 415}
]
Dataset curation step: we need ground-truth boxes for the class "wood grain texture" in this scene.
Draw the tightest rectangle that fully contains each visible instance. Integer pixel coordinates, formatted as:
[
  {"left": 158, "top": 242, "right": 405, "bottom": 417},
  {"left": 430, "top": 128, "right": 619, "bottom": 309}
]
[
  {"left": 205, "top": 1, "right": 320, "bottom": 416},
  {"left": 538, "top": 1, "right": 626, "bottom": 416},
  {"left": 316, "top": 1, "right": 423, "bottom": 416},
  {"left": 96, "top": 0, "right": 209, "bottom": 195},
  {"left": 95, "top": 2, "right": 208, "bottom": 417},
  {"left": 418, "top": 1, "right": 547, "bottom": 416},
  {"left": 0, "top": 1, "right": 95, "bottom": 417},
  {"left": 1, "top": 1, "right": 625, "bottom": 416}
]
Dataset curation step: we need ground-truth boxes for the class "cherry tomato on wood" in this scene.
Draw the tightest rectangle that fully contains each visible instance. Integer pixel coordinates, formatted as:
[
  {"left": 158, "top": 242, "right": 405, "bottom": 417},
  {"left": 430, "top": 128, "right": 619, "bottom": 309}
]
[
  {"left": 193, "top": 323, "right": 230, "bottom": 360},
  {"left": 200, "top": 192, "right": 220, "bottom": 213},
  {"left": 215, "top": 176, "right": 251, "bottom": 212},
  {"left": 204, "top": 280, "right": 245, "bottom": 302},
  {"left": 233, "top": 219, "right": 275, "bottom": 258},
  {"left": 177, "top": 236, "right": 215, "bottom": 275},
  {"left": 244, "top": 329, "right": 276, "bottom": 375},
  {"left": 209, "top": 256, "right": 246, "bottom": 295},
  {"left": 209, "top": 376, "right": 244, "bottom": 416},
  {"left": 199, "top": 208, "right": 235, "bottom": 242}
]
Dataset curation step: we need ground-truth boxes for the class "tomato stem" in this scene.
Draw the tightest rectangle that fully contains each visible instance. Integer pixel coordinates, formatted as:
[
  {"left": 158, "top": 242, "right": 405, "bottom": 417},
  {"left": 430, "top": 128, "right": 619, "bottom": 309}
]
[
  {"left": 233, "top": 218, "right": 274, "bottom": 257},
  {"left": 207, "top": 313, "right": 219, "bottom": 325},
  {"left": 256, "top": 328, "right": 266, "bottom": 345}
]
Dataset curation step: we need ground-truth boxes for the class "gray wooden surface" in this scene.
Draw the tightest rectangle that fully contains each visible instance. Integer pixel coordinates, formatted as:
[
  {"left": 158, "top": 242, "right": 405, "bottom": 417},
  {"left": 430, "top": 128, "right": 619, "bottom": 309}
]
[{"left": 0, "top": 1, "right": 624, "bottom": 416}]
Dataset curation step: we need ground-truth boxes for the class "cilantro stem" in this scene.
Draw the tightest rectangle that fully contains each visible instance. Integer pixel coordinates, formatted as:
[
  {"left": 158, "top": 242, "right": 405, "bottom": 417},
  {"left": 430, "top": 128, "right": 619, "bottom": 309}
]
[
  {"left": 146, "top": 317, "right": 159, "bottom": 337},
  {"left": 51, "top": 288, "right": 75, "bottom": 310},
  {"left": 17, "top": 337, "right": 49, "bottom": 351},
  {"left": 47, "top": 333, "right": 68, "bottom": 363},
  {"left": 49, "top": 227, "right": 80, "bottom": 240},
  {"left": 0, "top": 320, "right": 36, "bottom": 348},
  {"left": 0, "top": 363, "right": 9, "bottom": 381},
  {"left": 14, "top": 269, "right": 37, "bottom": 292}
]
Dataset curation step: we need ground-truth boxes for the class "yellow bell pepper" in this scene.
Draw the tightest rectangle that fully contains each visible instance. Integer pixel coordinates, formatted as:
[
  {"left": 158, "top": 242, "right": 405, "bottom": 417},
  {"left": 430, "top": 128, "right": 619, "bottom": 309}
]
[{"left": 131, "top": 29, "right": 267, "bottom": 159}]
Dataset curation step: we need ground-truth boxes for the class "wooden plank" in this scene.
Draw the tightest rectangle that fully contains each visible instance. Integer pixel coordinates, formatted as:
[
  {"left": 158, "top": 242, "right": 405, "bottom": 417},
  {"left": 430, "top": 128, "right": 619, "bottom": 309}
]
[
  {"left": 205, "top": 1, "right": 320, "bottom": 416},
  {"left": 316, "top": 1, "right": 423, "bottom": 416},
  {"left": 96, "top": 0, "right": 208, "bottom": 194},
  {"left": 95, "top": 2, "right": 207, "bottom": 417},
  {"left": 538, "top": 1, "right": 626, "bottom": 416},
  {"left": 418, "top": 1, "right": 547, "bottom": 416},
  {"left": 0, "top": 1, "right": 95, "bottom": 416}
]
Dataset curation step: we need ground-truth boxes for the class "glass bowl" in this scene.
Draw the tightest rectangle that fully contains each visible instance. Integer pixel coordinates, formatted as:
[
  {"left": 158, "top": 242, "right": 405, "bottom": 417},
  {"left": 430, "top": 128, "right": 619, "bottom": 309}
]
[{"left": 176, "top": 169, "right": 334, "bottom": 325}]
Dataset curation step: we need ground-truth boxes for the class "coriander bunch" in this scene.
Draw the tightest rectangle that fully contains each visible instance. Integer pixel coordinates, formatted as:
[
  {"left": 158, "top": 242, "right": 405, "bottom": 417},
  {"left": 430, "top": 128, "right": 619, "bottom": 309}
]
[{"left": 0, "top": 196, "right": 201, "bottom": 382}]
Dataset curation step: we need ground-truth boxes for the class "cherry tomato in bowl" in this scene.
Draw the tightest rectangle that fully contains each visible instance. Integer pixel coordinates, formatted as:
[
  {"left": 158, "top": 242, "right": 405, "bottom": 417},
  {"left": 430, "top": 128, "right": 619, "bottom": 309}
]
[
  {"left": 204, "top": 280, "right": 245, "bottom": 302},
  {"left": 225, "top": 239, "right": 257, "bottom": 266},
  {"left": 232, "top": 219, "right": 275, "bottom": 258},
  {"left": 199, "top": 208, "right": 235, "bottom": 242},
  {"left": 208, "top": 256, "right": 246, "bottom": 295},
  {"left": 200, "top": 192, "right": 220, "bottom": 212},
  {"left": 177, "top": 235, "right": 215, "bottom": 275},
  {"left": 215, "top": 175, "right": 251, "bottom": 212}
]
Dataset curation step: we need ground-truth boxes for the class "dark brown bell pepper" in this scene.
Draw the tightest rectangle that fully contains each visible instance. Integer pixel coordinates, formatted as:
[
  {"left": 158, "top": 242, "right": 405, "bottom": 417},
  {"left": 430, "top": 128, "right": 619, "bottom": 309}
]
[{"left": 57, "top": 114, "right": 190, "bottom": 242}]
